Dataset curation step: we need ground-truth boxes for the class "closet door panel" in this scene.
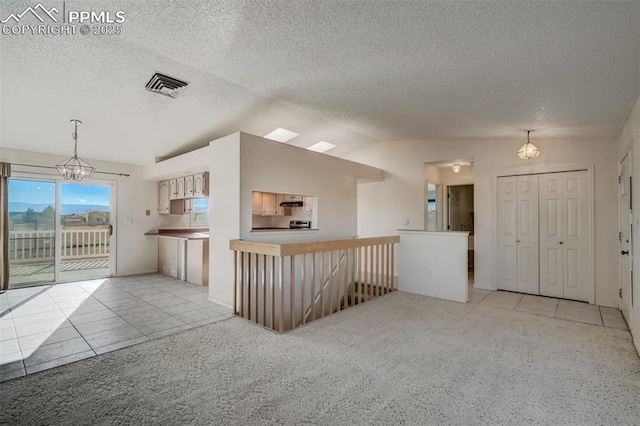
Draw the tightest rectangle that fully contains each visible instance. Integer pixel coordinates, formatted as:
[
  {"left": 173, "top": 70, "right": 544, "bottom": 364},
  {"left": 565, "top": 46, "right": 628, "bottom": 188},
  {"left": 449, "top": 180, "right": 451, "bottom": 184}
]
[
  {"left": 562, "top": 171, "right": 590, "bottom": 302},
  {"left": 497, "top": 177, "right": 517, "bottom": 291},
  {"left": 516, "top": 175, "right": 539, "bottom": 294},
  {"left": 539, "top": 174, "right": 564, "bottom": 298}
]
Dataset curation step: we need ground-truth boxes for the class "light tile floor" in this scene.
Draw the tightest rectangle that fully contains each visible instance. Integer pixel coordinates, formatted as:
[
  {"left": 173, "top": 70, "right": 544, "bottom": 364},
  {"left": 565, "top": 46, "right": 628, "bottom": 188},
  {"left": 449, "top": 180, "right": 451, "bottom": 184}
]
[
  {"left": 468, "top": 284, "right": 629, "bottom": 330},
  {"left": 0, "top": 274, "right": 232, "bottom": 382}
]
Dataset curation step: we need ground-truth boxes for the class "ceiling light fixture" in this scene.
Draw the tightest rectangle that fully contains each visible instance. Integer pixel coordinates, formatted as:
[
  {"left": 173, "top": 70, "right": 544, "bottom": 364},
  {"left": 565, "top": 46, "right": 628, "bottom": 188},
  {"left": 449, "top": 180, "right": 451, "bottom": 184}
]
[
  {"left": 517, "top": 130, "right": 540, "bottom": 160},
  {"left": 451, "top": 163, "right": 461, "bottom": 173},
  {"left": 306, "top": 141, "right": 337, "bottom": 153},
  {"left": 264, "top": 128, "right": 299, "bottom": 143},
  {"left": 56, "top": 119, "right": 95, "bottom": 181}
]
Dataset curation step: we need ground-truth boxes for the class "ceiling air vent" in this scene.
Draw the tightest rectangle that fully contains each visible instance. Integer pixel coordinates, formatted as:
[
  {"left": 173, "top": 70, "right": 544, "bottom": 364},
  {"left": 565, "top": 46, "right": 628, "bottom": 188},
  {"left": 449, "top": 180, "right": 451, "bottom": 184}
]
[{"left": 145, "top": 72, "right": 189, "bottom": 98}]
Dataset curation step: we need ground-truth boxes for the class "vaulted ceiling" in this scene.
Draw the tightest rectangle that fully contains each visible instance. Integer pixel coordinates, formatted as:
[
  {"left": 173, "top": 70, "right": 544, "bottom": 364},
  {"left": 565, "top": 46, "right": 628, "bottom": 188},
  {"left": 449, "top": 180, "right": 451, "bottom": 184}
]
[{"left": 1, "top": 0, "right": 638, "bottom": 165}]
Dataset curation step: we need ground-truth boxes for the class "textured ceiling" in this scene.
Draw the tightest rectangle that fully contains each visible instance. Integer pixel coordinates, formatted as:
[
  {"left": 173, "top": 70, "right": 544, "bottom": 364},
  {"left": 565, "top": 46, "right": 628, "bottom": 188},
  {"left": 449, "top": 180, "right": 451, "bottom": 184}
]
[{"left": 1, "top": 0, "right": 638, "bottom": 165}]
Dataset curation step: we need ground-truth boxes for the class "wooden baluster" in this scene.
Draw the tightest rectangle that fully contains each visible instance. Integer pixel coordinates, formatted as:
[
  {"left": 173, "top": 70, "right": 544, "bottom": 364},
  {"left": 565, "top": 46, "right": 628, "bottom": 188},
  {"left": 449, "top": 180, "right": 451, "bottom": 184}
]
[
  {"left": 240, "top": 251, "right": 245, "bottom": 318},
  {"left": 271, "top": 256, "right": 275, "bottom": 330},
  {"left": 357, "top": 246, "right": 362, "bottom": 305},
  {"left": 279, "top": 256, "right": 284, "bottom": 332},
  {"left": 376, "top": 244, "right": 381, "bottom": 297},
  {"left": 262, "top": 254, "right": 267, "bottom": 326},
  {"left": 369, "top": 245, "right": 373, "bottom": 300},
  {"left": 391, "top": 243, "right": 395, "bottom": 290},
  {"left": 233, "top": 250, "right": 238, "bottom": 315},
  {"left": 248, "top": 252, "right": 253, "bottom": 320},
  {"left": 311, "top": 252, "right": 316, "bottom": 322},
  {"left": 290, "top": 255, "right": 295, "bottom": 330},
  {"left": 336, "top": 250, "right": 341, "bottom": 312},
  {"left": 320, "top": 251, "right": 325, "bottom": 318},
  {"left": 344, "top": 249, "right": 349, "bottom": 309},
  {"left": 253, "top": 253, "right": 260, "bottom": 324},
  {"left": 329, "top": 250, "right": 334, "bottom": 313},
  {"left": 301, "top": 253, "right": 306, "bottom": 325}
]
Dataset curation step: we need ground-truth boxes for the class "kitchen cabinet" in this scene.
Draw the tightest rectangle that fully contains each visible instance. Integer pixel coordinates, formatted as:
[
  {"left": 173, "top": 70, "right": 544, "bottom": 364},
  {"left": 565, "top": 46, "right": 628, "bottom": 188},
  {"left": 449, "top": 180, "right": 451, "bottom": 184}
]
[
  {"left": 170, "top": 198, "right": 193, "bottom": 215},
  {"left": 185, "top": 175, "right": 194, "bottom": 197},
  {"left": 276, "top": 194, "right": 286, "bottom": 216},
  {"left": 303, "top": 196, "right": 313, "bottom": 214},
  {"left": 252, "top": 192, "right": 262, "bottom": 215},
  {"left": 169, "top": 179, "right": 178, "bottom": 200},
  {"left": 193, "top": 173, "right": 208, "bottom": 197},
  {"left": 176, "top": 177, "right": 185, "bottom": 199},
  {"left": 187, "top": 239, "right": 209, "bottom": 286},
  {"left": 158, "top": 238, "right": 186, "bottom": 280},
  {"left": 261, "top": 192, "right": 277, "bottom": 215},
  {"left": 158, "top": 180, "right": 170, "bottom": 214},
  {"left": 158, "top": 172, "right": 209, "bottom": 214}
]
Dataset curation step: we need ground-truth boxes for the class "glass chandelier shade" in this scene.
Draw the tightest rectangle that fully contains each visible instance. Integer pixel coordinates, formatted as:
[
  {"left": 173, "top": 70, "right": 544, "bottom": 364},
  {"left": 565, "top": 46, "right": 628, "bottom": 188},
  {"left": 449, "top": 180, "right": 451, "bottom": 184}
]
[
  {"left": 56, "top": 119, "right": 95, "bottom": 181},
  {"left": 451, "top": 163, "right": 461, "bottom": 173},
  {"left": 517, "top": 130, "right": 541, "bottom": 160}
]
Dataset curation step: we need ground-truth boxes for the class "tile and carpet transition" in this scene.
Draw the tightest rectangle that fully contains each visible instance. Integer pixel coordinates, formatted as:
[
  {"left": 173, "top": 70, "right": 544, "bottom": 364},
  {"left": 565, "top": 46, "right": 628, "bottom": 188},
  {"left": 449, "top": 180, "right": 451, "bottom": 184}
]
[{"left": 1, "top": 291, "right": 639, "bottom": 425}]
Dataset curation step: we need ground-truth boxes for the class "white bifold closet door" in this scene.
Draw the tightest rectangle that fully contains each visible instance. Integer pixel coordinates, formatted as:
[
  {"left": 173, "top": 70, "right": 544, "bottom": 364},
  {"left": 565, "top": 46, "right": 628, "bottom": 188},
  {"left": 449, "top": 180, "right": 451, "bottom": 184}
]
[
  {"left": 497, "top": 175, "right": 539, "bottom": 294},
  {"left": 539, "top": 171, "right": 590, "bottom": 302}
]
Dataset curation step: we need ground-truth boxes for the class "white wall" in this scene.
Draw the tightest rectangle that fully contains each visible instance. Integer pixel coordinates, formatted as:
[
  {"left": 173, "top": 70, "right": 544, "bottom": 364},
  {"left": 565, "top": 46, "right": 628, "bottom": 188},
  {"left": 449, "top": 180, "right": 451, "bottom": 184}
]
[
  {"left": 206, "top": 132, "right": 383, "bottom": 307},
  {"left": 0, "top": 148, "right": 159, "bottom": 276},
  {"left": 345, "top": 138, "right": 619, "bottom": 307},
  {"left": 617, "top": 93, "right": 640, "bottom": 353},
  {"left": 239, "top": 132, "right": 383, "bottom": 244}
]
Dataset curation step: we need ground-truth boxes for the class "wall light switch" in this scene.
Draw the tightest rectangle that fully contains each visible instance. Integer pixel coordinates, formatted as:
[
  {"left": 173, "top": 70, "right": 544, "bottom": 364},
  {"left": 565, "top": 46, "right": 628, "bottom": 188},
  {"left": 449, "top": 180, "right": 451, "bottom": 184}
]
[
  {"left": 124, "top": 216, "right": 133, "bottom": 225},
  {"left": 403, "top": 219, "right": 410, "bottom": 226}
]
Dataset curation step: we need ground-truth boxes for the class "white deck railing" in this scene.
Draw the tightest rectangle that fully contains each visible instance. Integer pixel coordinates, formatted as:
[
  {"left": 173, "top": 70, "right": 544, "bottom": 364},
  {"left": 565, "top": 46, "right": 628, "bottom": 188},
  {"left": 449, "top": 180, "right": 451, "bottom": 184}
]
[{"left": 8, "top": 229, "right": 110, "bottom": 262}]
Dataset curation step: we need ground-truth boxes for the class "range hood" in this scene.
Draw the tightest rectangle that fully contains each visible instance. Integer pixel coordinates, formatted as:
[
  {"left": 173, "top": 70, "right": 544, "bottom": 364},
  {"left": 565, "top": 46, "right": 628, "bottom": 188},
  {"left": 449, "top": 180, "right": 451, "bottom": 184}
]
[{"left": 280, "top": 200, "right": 303, "bottom": 208}]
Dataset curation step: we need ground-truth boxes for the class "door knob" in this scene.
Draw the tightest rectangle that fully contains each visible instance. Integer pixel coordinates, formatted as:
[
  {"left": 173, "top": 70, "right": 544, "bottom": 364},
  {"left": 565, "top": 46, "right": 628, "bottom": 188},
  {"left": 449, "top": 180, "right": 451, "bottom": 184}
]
[{"left": 621, "top": 250, "right": 629, "bottom": 255}]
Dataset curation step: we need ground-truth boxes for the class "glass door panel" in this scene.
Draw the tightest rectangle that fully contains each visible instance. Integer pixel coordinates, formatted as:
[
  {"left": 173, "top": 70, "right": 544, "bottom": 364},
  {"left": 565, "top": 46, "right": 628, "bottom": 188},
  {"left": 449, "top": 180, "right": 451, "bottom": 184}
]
[
  {"left": 8, "top": 179, "right": 56, "bottom": 288},
  {"left": 59, "top": 182, "right": 112, "bottom": 282}
]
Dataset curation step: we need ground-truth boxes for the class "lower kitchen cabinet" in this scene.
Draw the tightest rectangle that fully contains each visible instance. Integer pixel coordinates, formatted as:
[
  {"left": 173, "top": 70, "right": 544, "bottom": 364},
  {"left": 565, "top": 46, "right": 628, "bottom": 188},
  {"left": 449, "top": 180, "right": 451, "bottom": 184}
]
[{"left": 186, "top": 239, "right": 209, "bottom": 286}]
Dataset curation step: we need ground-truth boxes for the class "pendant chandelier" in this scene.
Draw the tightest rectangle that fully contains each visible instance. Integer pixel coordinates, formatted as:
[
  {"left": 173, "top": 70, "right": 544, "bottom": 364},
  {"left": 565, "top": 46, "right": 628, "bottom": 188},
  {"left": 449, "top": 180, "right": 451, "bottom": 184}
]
[
  {"left": 56, "top": 119, "right": 95, "bottom": 181},
  {"left": 517, "top": 130, "right": 540, "bottom": 160},
  {"left": 451, "top": 163, "right": 461, "bottom": 173}
]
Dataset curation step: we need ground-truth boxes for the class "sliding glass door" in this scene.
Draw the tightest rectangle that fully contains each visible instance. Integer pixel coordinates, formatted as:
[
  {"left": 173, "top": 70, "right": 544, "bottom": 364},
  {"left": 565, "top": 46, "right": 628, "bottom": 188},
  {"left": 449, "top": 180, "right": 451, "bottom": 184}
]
[
  {"left": 59, "top": 182, "right": 112, "bottom": 282},
  {"left": 8, "top": 179, "right": 56, "bottom": 287},
  {"left": 8, "top": 178, "right": 114, "bottom": 288}
]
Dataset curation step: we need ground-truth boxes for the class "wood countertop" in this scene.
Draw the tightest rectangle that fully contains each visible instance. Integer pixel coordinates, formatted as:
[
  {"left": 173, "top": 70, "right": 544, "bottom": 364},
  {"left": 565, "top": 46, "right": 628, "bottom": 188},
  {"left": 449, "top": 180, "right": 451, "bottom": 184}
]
[{"left": 144, "top": 229, "right": 209, "bottom": 240}]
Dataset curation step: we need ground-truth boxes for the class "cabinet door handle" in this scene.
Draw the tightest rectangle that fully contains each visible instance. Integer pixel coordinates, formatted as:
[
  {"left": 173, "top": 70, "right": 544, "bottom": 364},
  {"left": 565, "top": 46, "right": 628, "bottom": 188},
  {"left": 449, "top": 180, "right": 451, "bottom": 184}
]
[
  {"left": 559, "top": 241, "right": 563, "bottom": 245},
  {"left": 621, "top": 250, "right": 629, "bottom": 255}
]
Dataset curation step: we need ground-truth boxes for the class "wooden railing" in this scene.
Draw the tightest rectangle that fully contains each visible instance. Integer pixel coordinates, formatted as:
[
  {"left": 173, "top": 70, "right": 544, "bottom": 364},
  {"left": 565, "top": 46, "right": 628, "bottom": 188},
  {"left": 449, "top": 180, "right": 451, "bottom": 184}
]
[
  {"left": 230, "top": 236, "right": 399, "bottom": 332},
  {"left": 8, "top": 229, "right": 110, "bottom": 263}
]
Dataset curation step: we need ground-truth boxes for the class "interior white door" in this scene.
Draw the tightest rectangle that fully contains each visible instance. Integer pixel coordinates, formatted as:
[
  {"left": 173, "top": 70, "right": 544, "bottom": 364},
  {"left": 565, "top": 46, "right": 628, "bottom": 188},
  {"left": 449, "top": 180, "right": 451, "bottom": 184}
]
[
  {"left": 516, "top": 175, "right": 539, "bottom": 294},
  {"left": 497, "top": 177, "right": 517, "bottom": 291},
  {"left": 539, "top": 171, "right": 591, "bottom": 302},
  {"left": 620, "top": 154, "right": 632, "bottom": 323},
  {"left": 539, "top": 173, "right": 564, "bottom": 298},
  {"left": 562, "top": 171, "right": 590, "bottom": 302}
]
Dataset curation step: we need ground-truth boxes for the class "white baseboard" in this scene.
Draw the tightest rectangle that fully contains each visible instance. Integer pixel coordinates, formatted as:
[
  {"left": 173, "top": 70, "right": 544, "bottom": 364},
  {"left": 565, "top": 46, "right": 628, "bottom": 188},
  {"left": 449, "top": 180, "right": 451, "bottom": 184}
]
[
  {"left": 114, "top": 269, "right": 159, "bottom": 277},
  {"left": 208, "top": 297, "right": 232, "bottom": 309}
]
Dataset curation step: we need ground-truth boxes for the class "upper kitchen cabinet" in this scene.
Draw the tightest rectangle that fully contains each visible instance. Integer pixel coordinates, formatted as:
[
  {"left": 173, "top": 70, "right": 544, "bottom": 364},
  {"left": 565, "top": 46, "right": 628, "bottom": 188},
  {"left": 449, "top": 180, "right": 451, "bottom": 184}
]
[
  {"left": 169, "top": 179, "right": 178, "bottom": 200},
  {"left": 157, "top": 172, "right": 209, "bottom": 214},
  {"left": 303, "top": 196, "right": 313, "bottom": 214},
  {"left": 252, "top": 191, "right": 262, "bottom": 215},
  {"left": 261, "top": 192, "right": 277, "bottom": 215},
  {"left": 176, "top": 177, "right": 185, "bottom": 199},
  {"left": 185, "top": 175, "right": 194, "bottom": 198},
  {"left": 158, "top": 180, "right": 170, "bottom": 214},
  {"left": 193, "top": 173, "right": 208, "bottom": 197}
]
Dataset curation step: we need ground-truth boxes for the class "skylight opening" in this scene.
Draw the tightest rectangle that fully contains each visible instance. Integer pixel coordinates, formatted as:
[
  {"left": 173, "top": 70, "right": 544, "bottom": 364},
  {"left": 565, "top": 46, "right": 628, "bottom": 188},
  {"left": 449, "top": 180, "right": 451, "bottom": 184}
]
[
  {"left": 306, "top": 141, "right": 337, "bottom": 153},
  {"left": 264, "top": 128, "right": 299, "bottom": 143}
]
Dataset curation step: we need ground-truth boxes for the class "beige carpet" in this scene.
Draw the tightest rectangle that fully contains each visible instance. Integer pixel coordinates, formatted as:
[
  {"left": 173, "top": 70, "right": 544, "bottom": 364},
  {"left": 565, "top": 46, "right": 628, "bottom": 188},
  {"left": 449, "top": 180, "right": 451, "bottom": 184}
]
[{"left": 1, "top": 292, "right": 639, "bottom": 425}]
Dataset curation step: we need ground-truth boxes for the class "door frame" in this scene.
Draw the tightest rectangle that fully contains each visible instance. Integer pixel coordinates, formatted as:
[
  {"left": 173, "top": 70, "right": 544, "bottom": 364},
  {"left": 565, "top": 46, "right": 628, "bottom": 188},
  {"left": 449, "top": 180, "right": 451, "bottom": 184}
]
[
  {"left": 10, "top": 171, "right": 117, "bottom": 284},
  {"left": 491, "top": 164, "right": 595, "bottom": 304},
  {"left": 619, "top": 151, "right": 633, "bottom": 320}
]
